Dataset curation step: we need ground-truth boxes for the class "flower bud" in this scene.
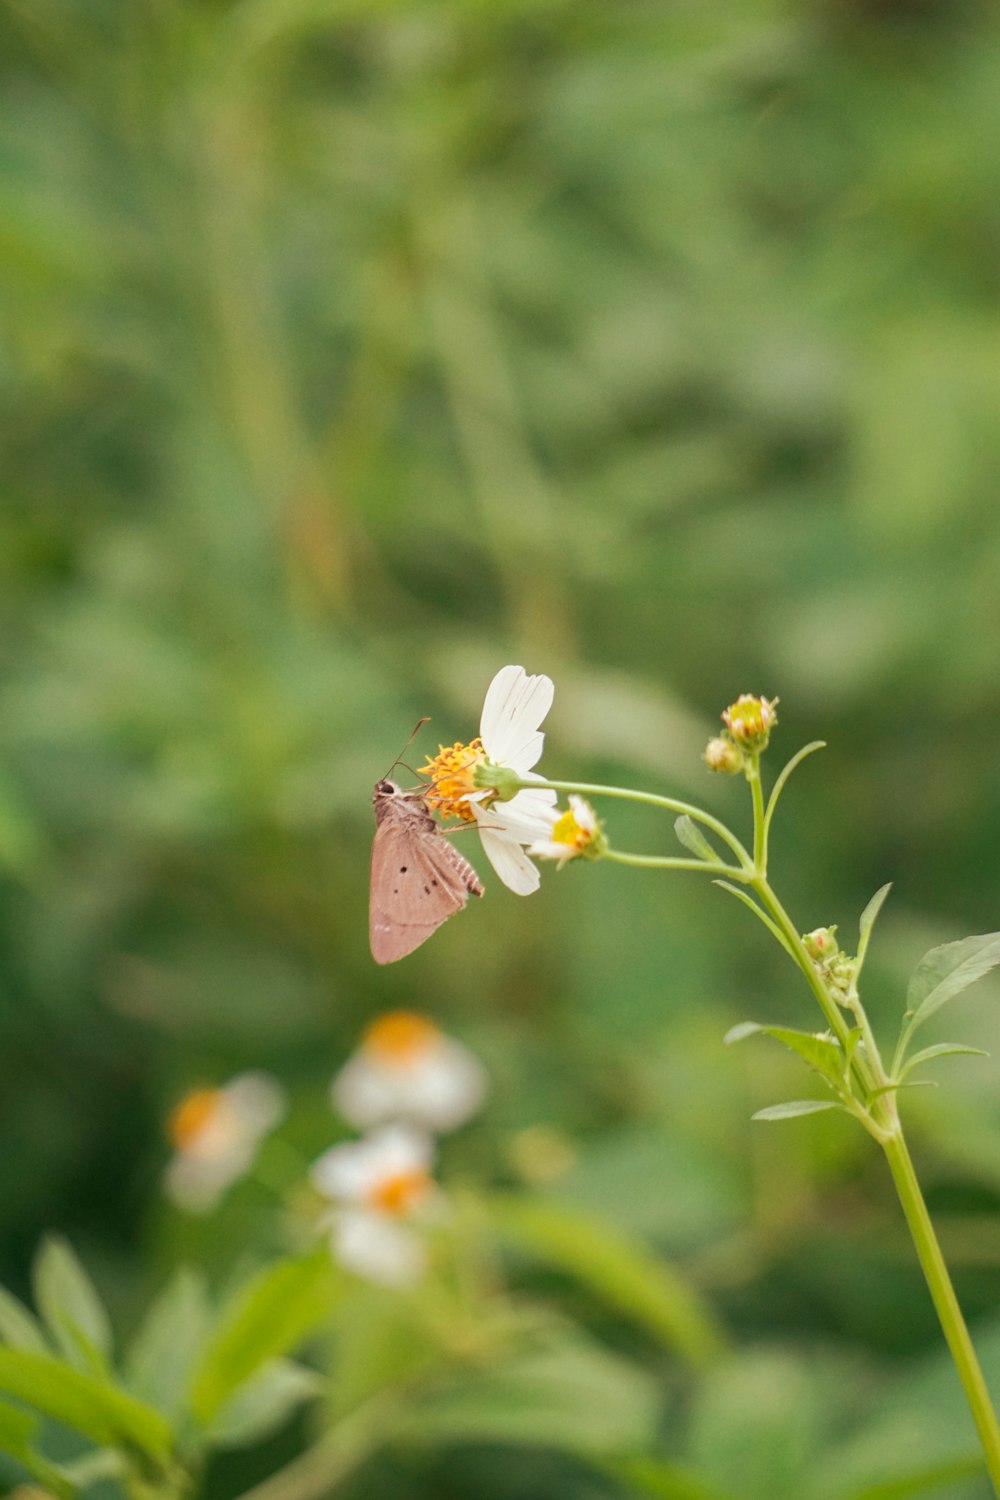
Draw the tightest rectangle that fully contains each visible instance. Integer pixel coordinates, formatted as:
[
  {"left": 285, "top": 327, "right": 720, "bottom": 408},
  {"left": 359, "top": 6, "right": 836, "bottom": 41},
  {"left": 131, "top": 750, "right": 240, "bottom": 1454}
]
[
  {"left": 803, "top": 926, "right": 839, "bottom": 962},
  {"left": 721, "top": 694, "right": 779, "bottom": 752},
  {"left": 703, "top": 736, "right": 744, "bottom": 774}
]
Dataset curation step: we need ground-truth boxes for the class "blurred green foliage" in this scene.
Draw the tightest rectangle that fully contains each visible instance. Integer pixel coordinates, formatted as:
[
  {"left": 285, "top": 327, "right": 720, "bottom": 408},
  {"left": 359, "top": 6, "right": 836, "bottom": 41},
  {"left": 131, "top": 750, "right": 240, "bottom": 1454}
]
[{"left": 3, "top": 0, "right": 1000, "bottom": 1495}]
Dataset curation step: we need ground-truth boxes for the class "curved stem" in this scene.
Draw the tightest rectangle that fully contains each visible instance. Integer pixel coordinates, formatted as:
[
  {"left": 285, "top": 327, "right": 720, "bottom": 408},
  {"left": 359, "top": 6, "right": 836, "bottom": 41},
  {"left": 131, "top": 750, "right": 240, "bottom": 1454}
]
[
  {"left": 883, "top": 1130, "right": 1000, "bottom": 1495},
  {"left": 516, "top": 779, "right": 753, "bottom": 869},
  {"left": 605, "top": 848, "right": 744, "bottom": 878}
]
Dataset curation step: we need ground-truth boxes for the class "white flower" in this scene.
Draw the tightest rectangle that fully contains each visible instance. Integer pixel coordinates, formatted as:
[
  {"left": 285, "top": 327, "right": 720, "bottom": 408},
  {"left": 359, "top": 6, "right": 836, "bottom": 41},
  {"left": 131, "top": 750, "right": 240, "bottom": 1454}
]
[
  {"left": 421, "top": 665, "right": 557, "bottom": 895},
  {"left": 528, "top": 795, "right": 601, "bottom": 866},
  {"left": 333, "top": 1010, "right": 487, "bottom": 1133},
  {"left": 310, "top": 1124, "right": 438, "bottom": 1286},
  {"left": 164, "top": 1073, "right": 286, "bottom": 1214}
]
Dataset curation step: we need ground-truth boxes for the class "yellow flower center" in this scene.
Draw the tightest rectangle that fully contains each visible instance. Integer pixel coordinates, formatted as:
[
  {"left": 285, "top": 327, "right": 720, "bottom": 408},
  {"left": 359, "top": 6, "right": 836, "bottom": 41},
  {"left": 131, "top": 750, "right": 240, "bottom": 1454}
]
[
  {"left": 420, "top": 739, "right": 488, "bottom": 821},
  {"left": 367, "top": 1167, "right": 432, "bottom": 1216},
  {"left": 364, "top": 1010, "right": 440, "bottom": 1066},
  {"left": 167, "top": 1088, "right": 223, "bottom": 1150},
  {"left": 552, "top": 807, "right": 592, "bottom": 853}
]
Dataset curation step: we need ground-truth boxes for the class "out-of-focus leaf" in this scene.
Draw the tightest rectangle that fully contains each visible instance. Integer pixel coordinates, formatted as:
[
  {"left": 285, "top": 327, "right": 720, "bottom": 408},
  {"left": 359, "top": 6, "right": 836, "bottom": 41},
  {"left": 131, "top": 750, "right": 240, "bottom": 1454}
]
[
  {"left": 751, "top": 1100, "right": 844, "bottom": 1123},
  {"left": 32, "top": 1238, "right": 112, "bottom": 1374},
  {"left": 0, "top": 1288, "right": 48, "bottom": 1355},
  {"left": 401, "top": 1330, "right": 660, "bottom": 1457},
  {"left": 606, "top": 1455, "right": 729, "bottom": 1500},
  {"left": 0, "top": 1347, "right": 171, "bottom": 1457},
  {"left": 490, "top": 1194, "right": 725, "bottom": 1368},
  {"left": 689, "top": 1348, "right": 820, "bottom": 1500},
  {"left": 207, "top": 1359, "right": 322, "bottom": 1449},
  {"left": 191, "top": 1253, "right": 338, "bottom": 1426},
  {"left": 0, "top": 1396, "right": 74, "bottom": 1499},
  {"left": 123, "top": 1267, "right": 210, "bottom": 1419}
]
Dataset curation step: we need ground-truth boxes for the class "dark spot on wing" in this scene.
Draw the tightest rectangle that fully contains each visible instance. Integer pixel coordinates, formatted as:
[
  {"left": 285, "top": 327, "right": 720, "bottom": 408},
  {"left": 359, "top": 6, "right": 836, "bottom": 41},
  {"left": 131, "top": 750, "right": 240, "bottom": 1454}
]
[{"left": 399, "top": 865, "right": 407, "bottom": 873}]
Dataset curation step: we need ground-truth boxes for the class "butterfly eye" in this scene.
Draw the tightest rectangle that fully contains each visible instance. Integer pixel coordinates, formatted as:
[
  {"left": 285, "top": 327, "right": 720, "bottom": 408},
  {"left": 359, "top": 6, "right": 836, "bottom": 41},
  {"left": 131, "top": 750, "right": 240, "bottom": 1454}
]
[{"left": 376, "top": 780, "right": 396, "bottom": 795}]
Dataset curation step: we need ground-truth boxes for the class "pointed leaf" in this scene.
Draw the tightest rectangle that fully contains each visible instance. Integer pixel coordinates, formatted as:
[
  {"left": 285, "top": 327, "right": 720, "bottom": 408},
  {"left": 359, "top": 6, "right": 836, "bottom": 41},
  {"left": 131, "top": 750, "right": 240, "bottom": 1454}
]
[
  {"left": 208, "top": 1359, "right": 322, "bottom": 1449},
  {"left": 723, "top": 1022, "right": 845, "bottom": 1090},
  {"left": 123, "top": 1267, "right": 210, "bottom": 1418},
  {"left": 489, "top": 1195, "right": 724, "bottom": 1368},
  {"left": 752, "top": 1100, "right": 844, "bottom": 1122},
  {"left": 673, "top": 816, "right": 718, "bottom": 864},
  {"left": 906, "top": 932, "right": 1000, "bottom": 1033},
  {"left": 191, "top": 1252, "right": 338, "bottom": 1426},
  {"left": 857, "top": 883, "right": 892, "bottom": 971},
  {"left": 0, "top": 1396, "right": 74, "bottom": 1498},
  {"left": 898, "top": 1043, "right": 990, "bottom": 1082},
  {"left": 0, "top": 1286, "right": 49, "bottom": 1354},
  {"left": 0, "top": 1347, "right": 171, "bottom": 1456},
  {"left": 400, "top": 1330, "right": 659, "bottom": 1457},
  {"left": 33, "top": 1237, "right": 112, "bottom": 1373}
]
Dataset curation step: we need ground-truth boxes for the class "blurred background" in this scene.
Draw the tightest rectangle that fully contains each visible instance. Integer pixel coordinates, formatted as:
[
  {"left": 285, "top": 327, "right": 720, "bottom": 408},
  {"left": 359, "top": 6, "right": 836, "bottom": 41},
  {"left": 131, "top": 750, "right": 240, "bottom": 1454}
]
[{"left": 3, "top": 0, "right": 1000, "bottom": 1495}]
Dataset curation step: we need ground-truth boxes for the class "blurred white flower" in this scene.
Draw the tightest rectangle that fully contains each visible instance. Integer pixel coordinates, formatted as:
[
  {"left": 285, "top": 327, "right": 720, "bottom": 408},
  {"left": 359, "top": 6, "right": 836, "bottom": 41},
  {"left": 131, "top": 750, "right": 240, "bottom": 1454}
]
[
  {"left": 421, "top": 665, "right": 557, "bottom": 895},
  {"left": 333, "top": 1010, "right": 487, "bottom": 1133},
  {"left": 164, "top": 1072, "right": 286, "bottom": 1214},
  {"left": 311, "top": 1124, "right": 438, "bottom": 1286}
]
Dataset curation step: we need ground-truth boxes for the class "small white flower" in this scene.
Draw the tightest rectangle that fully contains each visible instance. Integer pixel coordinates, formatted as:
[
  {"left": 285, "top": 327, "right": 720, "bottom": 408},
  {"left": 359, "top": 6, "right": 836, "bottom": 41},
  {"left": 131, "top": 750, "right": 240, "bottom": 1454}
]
[
  {"left": 421, "top": 665, "right": 557, "bottom": 895},
  {"left": 311, "top": 1124, "right": 438, "bottom": 1287},
  {"left": 164, "top": 1073, "right": 286, "bottom": 1214},
  {"left": 333, "top": 1010, "right": 487, "bottom": 1133},
  {"left": 528, "top": 794, "right": 601, "bottom": 866}
]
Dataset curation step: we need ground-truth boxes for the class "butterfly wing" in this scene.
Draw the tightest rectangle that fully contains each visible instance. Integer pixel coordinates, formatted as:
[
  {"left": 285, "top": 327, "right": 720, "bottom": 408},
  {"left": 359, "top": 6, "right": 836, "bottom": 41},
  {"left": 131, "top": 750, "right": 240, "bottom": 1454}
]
[{"left": 370, "top": 797, "right": 484, "bottom": 964}]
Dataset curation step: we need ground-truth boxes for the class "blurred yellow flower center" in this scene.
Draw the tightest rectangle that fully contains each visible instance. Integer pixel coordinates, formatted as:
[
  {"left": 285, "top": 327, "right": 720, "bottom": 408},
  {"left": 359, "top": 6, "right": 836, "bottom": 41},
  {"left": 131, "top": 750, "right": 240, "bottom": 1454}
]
[
  {"left": 367, "top": 1168, "right": 432, "bottom": 1216},
  {"left": 420, "top": 739, "right": 487, "bottom": 821},
  {"left": 552, "top": 806, "right": 592, "bottom": 852},
  {"left": 168, "top": 1088, "right": 223, "bottom": 1150},
  {"left": 364, "top": 1010, "right": 440, "bottom": 1066}
]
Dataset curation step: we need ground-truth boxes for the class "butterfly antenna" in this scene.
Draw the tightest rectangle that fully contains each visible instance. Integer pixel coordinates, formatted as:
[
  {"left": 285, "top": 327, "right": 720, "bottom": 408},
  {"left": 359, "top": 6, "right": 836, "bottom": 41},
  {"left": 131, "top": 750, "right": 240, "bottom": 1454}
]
[{"left": 382, "top": 717, "right": 431, "bottom": 781}]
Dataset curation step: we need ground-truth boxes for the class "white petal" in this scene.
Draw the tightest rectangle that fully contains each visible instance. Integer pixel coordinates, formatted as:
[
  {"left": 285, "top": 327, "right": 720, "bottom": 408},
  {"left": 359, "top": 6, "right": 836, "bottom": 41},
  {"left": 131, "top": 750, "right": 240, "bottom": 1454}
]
[
  {"left": 224, "top": 1073, "right": 287, "bottom": 1137},
  {"left": 165, "top": 1143, "right": 254, "bottom": 1214},
  {"left": 479, "top": 666, "right": 554, "bottom": 770},
  {"left": 478, "top": 788, "right": 557, "bottom": 843},
  {"left": 331, "top": 1210, "right": 426, "bottom": 1286},
  {"left": 310, "top": 1124, "right": 434, "bottom": 1205},
  {"left": 333, "top": 1042, "right": 487, "bottom": 1133},
  {"left": 478, "top": 825, "right": 542, "bottom": 894}
]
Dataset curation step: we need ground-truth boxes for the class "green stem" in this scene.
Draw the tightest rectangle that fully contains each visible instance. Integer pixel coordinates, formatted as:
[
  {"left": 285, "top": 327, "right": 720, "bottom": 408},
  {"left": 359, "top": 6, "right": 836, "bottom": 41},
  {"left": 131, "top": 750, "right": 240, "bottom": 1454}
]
[
  {"left": 883, "top": 1129, "right": 1000, "bottom": 1495},
  {"left": 605, "top": 848, "right": 742, "bottom": 878},
  {"left": 516, "top": 778, "right": 753, "bottom": 869}
]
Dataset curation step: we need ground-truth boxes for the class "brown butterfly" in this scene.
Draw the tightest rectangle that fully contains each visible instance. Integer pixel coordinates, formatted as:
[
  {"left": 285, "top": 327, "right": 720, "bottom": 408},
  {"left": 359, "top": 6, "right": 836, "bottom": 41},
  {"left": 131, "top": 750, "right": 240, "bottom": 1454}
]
[{"left": 369, "top": 779, "right": 485, "bottom": 964}]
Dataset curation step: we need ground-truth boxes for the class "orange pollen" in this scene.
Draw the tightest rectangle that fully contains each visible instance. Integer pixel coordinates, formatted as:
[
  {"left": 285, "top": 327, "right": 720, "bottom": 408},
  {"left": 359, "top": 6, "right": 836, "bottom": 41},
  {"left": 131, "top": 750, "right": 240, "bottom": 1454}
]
[
  {"left": 364, "top": 1010, "right": 440, "bottom": 1065},
  {"left": 367, "top": 1167, "right": 432, "bottom": 1216},
  {"left": 419, "top": 738, "right": 487, "bottom": 822},
  {"left": 167, "top": 1088, "right": 223, "bottom": 1150}
]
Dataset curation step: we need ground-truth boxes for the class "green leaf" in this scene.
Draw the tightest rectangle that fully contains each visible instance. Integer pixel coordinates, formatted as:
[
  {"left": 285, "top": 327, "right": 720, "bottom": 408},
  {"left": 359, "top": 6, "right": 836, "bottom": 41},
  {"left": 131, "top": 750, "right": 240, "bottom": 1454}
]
[
  {"left": 0, "top": 1395, "right": 74, "bottom": 1498},
  {"left": 0, "top": 1286, "right": 49, "bottom": 1354},
  {"left": 604, "top": 1455, "right": 727, "bottom": 1500},
  {"left": 897, "top": 1042, "right": 989, "bottom": 1082},
  {"left": 714, "top": 882, "right": 798, "bottom": 960},
  {"left": 489, "top": 1194, "right": 725, "bottom": 1368},
  {"left": 401, "top": 1330, "right": 659, "bottom": 1457},
  {"left": 123, "top": 1267, "right": 210, "bottom": 1419},
  {"left": 906, "top": 932, "right": 1000, "bottom": 1034},
  {"left": 0, "top": 1346, "right": 172, "bottom": 1457},
  {"left": 208, "top": 1359, "right": 322, "bottom": 1449},
  {"left": 33, "top": 1237, "right": 112, "bottom": 1374},
  {"left": 673, "top": 816, "right": 718, "bottom": 863},
  {"left": 724, "top": 1022, "right": 845, "bottom": 1090},
  {"left": 857, "top": 882, "right": 892, "bottom": 972},
  {"left": 751, "top": 1100, "right": 844, "bottom": 1122},
  {"left": 191, "top": 1252, "right": 338, "bottom": 1426}
]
